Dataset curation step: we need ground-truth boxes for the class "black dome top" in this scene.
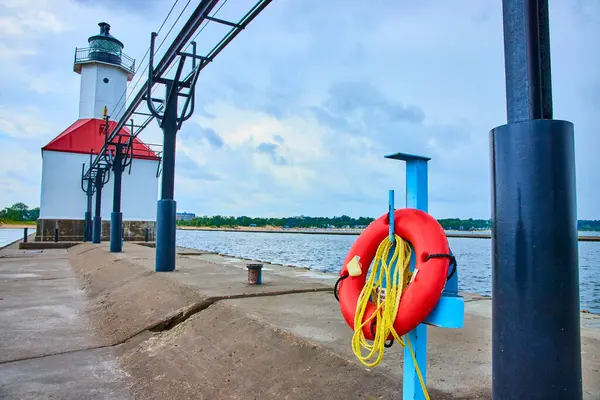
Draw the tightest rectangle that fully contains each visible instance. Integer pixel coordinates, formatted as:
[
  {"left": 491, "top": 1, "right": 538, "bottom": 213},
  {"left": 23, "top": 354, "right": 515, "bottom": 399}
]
[{"left": 87, "top": 22, "right": 124, "bottom": 49}]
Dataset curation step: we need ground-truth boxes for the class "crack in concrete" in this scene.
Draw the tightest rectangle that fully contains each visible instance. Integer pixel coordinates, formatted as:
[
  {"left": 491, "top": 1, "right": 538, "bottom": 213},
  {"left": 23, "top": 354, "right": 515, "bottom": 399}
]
[
  {"left": 73, "top": 247, "right": 97, "bottom": 257},
  {"left": 0, "top": 343, "right": 114, "bottom": 366},
  {"left": 0, "top": 287, "right": 333, "bottom": 365},
  {"left": 148, "top": 287, "right": 333, "bottom": 332}
]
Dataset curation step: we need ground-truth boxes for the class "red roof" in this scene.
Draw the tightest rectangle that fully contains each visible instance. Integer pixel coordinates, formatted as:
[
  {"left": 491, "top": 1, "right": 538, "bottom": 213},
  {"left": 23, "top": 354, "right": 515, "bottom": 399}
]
[{"left": 42, "top": 118, "right": 160, "bottom": 161}]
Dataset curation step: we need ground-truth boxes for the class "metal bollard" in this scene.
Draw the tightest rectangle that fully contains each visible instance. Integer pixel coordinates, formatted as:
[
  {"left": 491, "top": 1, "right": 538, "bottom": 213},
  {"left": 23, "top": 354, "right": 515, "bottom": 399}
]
[
  {"left": 247, "top": 264, "right": 263, "bottom": 285},
  {"left": 145, "top": 227, "right": 149, "bottom": 242},
  {"left": 23, "top": 227, "right": 28, "bottom": 243},
  {"left": 54, "top": 228, "right": 59, "bottom": 243}
]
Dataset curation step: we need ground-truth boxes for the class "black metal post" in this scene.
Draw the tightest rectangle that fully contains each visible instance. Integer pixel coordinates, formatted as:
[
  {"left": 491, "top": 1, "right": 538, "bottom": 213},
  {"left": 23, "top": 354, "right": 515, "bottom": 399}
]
[
  {"left": 155, "top": 80, "right": 178, "bottom": 272},
  {"left": 23, "top": 227, "right": 28, "bottom": 243},
  {"left": 145, "top": 227, "right": 149, "bottom": 242},
  {"left": 54, "top": 228, "right": 58, "bottom": 243},
  {"left": 490, "top": 1, "right": 582, "bottom": 398},
  {"left": 84, "top": 178, "right": 93, "bottom": 242},
  {"left": 110, "top": 143, "right": 123, "bottom": 252},
  {"left": 93, "top": 172, "right": 103, "bottom": 244}
]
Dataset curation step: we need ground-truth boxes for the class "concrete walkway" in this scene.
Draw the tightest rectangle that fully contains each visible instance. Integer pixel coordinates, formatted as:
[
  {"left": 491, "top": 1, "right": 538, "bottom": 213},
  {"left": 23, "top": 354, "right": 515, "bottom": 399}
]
[
  {"left": 0, "top": 244, "right": 130, "bottom": 399},
  {"left": 1, "top": 241, "right": 599, "bottom": 399}
]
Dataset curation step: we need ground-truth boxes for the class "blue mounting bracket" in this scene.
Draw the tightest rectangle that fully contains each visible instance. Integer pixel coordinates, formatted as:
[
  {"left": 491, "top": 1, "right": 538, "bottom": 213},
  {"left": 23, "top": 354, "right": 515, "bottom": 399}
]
[{"left": 384, "top": 151, "right": 464, "bottom": 400}]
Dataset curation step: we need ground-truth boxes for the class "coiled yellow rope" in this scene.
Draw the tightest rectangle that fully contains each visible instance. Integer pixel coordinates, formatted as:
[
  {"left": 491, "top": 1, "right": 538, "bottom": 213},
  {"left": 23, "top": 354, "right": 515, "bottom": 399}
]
[{"left": 351, "top": 234, "right": 430, "bottom": 399}]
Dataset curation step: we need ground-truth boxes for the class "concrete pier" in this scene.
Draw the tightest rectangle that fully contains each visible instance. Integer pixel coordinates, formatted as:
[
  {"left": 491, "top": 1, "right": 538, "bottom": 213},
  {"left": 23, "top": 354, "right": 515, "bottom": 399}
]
[{"left": 1, "top": 241, "right": 598, "bottom": 399}]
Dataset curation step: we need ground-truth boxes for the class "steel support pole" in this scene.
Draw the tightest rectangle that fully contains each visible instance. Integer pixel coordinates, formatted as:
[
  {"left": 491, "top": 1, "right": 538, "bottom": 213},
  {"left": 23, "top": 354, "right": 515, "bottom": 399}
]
[
  {"left": 110, "top": 145, "right": 123, "bottom": 252},
  {"left": 155, "top": 80, "right": 178, "bottom": 272},
  {"left": 491, "top": 1, "right": 582, "bottom": 398},
  {"left": 92, "top": 173, "right": 103, "bottom": 244},
  {"left": 84, "top": 179, "right": 93, "bottom": 242}
]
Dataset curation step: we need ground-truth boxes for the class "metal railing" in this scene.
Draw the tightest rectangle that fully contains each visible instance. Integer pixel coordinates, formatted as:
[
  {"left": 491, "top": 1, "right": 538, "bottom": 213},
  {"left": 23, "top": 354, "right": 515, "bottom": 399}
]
[{"left": 74, "top": 47, "right": 135, "bottom": 74}]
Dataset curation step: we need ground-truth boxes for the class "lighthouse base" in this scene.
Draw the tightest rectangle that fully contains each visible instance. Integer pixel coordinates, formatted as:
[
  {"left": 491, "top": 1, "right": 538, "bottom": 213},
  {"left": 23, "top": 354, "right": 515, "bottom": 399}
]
[{"left": 35, "top": 219, "right": 156, "bottom": 242}]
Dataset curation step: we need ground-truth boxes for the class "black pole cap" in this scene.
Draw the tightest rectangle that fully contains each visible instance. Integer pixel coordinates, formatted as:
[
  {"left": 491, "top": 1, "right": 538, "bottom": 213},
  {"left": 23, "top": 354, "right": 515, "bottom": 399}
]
[{"left": 98, "top": 22, "right": 110, "bottom": 35}]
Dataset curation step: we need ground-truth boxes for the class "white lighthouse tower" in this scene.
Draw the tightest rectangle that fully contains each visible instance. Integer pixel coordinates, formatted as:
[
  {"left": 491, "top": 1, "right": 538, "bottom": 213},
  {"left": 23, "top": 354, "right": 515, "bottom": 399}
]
[
  {"left": 37, "top": 22, "right": 160, "bottom": 241},
  {"left": 75, "top": 22, "right": 134, "bottom": 121}
]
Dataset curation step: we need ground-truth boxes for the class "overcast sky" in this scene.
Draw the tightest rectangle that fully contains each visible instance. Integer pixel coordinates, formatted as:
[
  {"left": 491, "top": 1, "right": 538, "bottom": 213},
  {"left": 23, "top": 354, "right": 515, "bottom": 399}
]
[{"left": 0, "top": 0, "right": 597, "bottom": 219}]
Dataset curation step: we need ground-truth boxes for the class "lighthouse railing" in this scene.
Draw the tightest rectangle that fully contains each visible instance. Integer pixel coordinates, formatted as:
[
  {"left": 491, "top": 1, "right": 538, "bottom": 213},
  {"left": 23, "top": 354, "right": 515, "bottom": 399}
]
[{"left": 74, "top": 46, "right": 135, "bottom": 74}]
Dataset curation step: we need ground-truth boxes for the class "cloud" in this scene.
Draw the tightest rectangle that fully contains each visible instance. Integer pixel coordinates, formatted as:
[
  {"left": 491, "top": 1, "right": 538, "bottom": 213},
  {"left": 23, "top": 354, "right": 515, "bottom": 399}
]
[
  {"left": 256, "top": 141, "right": 287, "bottom": 165},
  {"left": 0, "top": 3, "right": 65, "bottom": 37},
  {"left": 0, "top": 138, "right": 42, "bottom": 207},
  {"left": 0, "top": 106, "right": 57, "bottom": 139},
  {"left": 73, "top": 0, "right": 162, "bottom": 14},
  {"left": 0, "top": 0, "right": 598, "bottom": 221},
  {"left": 0, "top": 44, "right": 36, "bottom": 62},
  {"left": 176, "top": 152, "right": 220, "bottom": 182},
  {"left": 179, "top": 125, "right": 225, "bottom": 149},
  {"left": 201, "top": 128, "right": 225, "bottom": 149},
  {"left": 256, "top": 142, "right": 277, "bottom": 154}
]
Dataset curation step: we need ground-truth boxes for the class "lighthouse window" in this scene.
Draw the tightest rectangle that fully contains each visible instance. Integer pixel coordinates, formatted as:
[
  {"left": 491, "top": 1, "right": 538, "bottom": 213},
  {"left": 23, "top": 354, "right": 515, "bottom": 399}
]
[{"left": 103, "top": 78, "right": 109, "bottom": 83}]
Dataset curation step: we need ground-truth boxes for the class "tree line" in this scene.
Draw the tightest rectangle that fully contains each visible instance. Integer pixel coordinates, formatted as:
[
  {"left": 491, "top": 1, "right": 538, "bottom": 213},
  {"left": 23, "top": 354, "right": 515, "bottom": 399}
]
[
  {"left": 178, "top": 215, "right": 600, "bottom": 231},
  {"left": 2, "top": 202, "right": 599, "bottom": 231},
  {"left": 0, "top": 203, "right": 39, "bottom": 223},
  {"left": 177, "top": 215, "right": 375, "bottom": 229},
  {"left": 178, "top": 215, "right": 485, "bottom": 231}
]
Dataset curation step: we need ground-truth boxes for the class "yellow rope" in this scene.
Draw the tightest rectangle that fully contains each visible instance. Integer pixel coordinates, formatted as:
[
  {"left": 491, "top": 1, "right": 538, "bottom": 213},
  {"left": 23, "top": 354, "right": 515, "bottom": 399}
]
[{"left": 351, "top": 234, "right": 430, "bottom": 400}]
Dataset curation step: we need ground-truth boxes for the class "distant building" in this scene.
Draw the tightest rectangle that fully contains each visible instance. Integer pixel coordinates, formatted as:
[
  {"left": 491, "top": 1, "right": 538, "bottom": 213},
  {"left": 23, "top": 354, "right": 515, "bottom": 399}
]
[{"left": 176, "top": 212, "right": 196, "bottom": 221}]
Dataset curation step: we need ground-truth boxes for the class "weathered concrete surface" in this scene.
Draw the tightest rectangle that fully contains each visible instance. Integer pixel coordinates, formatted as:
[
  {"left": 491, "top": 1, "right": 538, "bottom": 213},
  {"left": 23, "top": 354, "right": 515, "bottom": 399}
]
[
  {"left": 226, "top": 293, "right": 600, "bottom": 399},
  {"left": 119, "top": 300, "right": 456, "bottom": 400},
  {"left": 102, "top": 243, "right": 332, "bottom": 298},
  {"left": 0, "top": 248, "right": 101, "bottom": 362},
  {"left": 5, "top": 241, "right": 599, "bottom": 399},
  {"left": 0, "top": 347, "right": 129, "bottom": 400},
  {"left": 0, "top": 244, "right": 130, "bottom": 399},
  {"left": 68, "top": 244, "right": 206, "bottom": 344},
  {"left": 225, "top": 293, "right": 493, "bottom": 398},
  {"left": 124, "top": 244, "right": 600, "bottom": 399}
]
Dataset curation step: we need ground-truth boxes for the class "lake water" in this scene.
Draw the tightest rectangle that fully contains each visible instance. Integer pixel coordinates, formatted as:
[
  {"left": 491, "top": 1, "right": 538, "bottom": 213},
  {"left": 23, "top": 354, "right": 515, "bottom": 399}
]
[
  {"left": 0, "top": 228, "right": 34, "bottom": 248},
  {"left": 177, "top": 230, "right": 600, "bottom": 314}
]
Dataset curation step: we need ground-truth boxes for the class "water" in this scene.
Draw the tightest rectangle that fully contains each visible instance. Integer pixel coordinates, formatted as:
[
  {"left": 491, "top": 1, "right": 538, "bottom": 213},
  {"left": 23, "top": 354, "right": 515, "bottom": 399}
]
[
  {"left": 176, "top": 230, "right": 600, "bottom": 314},
  {"left": 0, "top": 228, "right": 34, "bottom": 248}
]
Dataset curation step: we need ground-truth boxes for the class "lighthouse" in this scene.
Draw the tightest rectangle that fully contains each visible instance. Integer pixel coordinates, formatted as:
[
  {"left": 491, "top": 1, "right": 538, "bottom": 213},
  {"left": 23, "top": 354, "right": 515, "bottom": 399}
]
[{"left": 36, "top": 22, "right": 161, "bottom": 242}]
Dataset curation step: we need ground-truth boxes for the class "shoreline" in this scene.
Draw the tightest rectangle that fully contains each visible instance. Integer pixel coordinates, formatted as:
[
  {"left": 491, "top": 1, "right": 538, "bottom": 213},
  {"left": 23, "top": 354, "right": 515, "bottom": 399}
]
[
  {"left": 0, "top": 223, "right": 36, "bottom": 229},
  {"left": 177, "top": 225, "right": 600, "bottom": 241}
]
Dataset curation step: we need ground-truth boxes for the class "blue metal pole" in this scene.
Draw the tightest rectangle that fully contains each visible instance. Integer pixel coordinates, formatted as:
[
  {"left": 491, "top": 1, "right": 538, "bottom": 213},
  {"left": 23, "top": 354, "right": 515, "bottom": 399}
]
[
  {"left": 403, "top": 158, "right": 429, "bottom": 400},
  {"left": 92, "top": 172, "right": 103, "bottom": 244},
  {"left": 388, "top": 190, "right": 395, "bottom": 243},
  {"left": 385, "top": 151, "right": 463, "bottom": 392},
  {"left": 491, "top": 1, "right": 582, "bottom": 398},
  {"left": 155, "top": 80, "right": 178, "bottom": 272},
  {"left": 110, "top": 143, "right": 123, "bottom": 252}
]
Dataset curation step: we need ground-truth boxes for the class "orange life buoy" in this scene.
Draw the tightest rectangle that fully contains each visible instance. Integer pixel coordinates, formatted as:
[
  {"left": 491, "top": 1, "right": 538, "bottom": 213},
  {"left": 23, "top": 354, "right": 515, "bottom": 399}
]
[{"left": 337, "top": 208, "right": 451, "bottom": 340}]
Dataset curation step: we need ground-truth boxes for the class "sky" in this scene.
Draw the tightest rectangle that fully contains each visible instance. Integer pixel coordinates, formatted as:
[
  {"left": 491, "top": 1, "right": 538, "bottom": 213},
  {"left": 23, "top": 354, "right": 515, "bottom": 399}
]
[{"left": 0, "top": 0, "right": 598, "bottom": 220}]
